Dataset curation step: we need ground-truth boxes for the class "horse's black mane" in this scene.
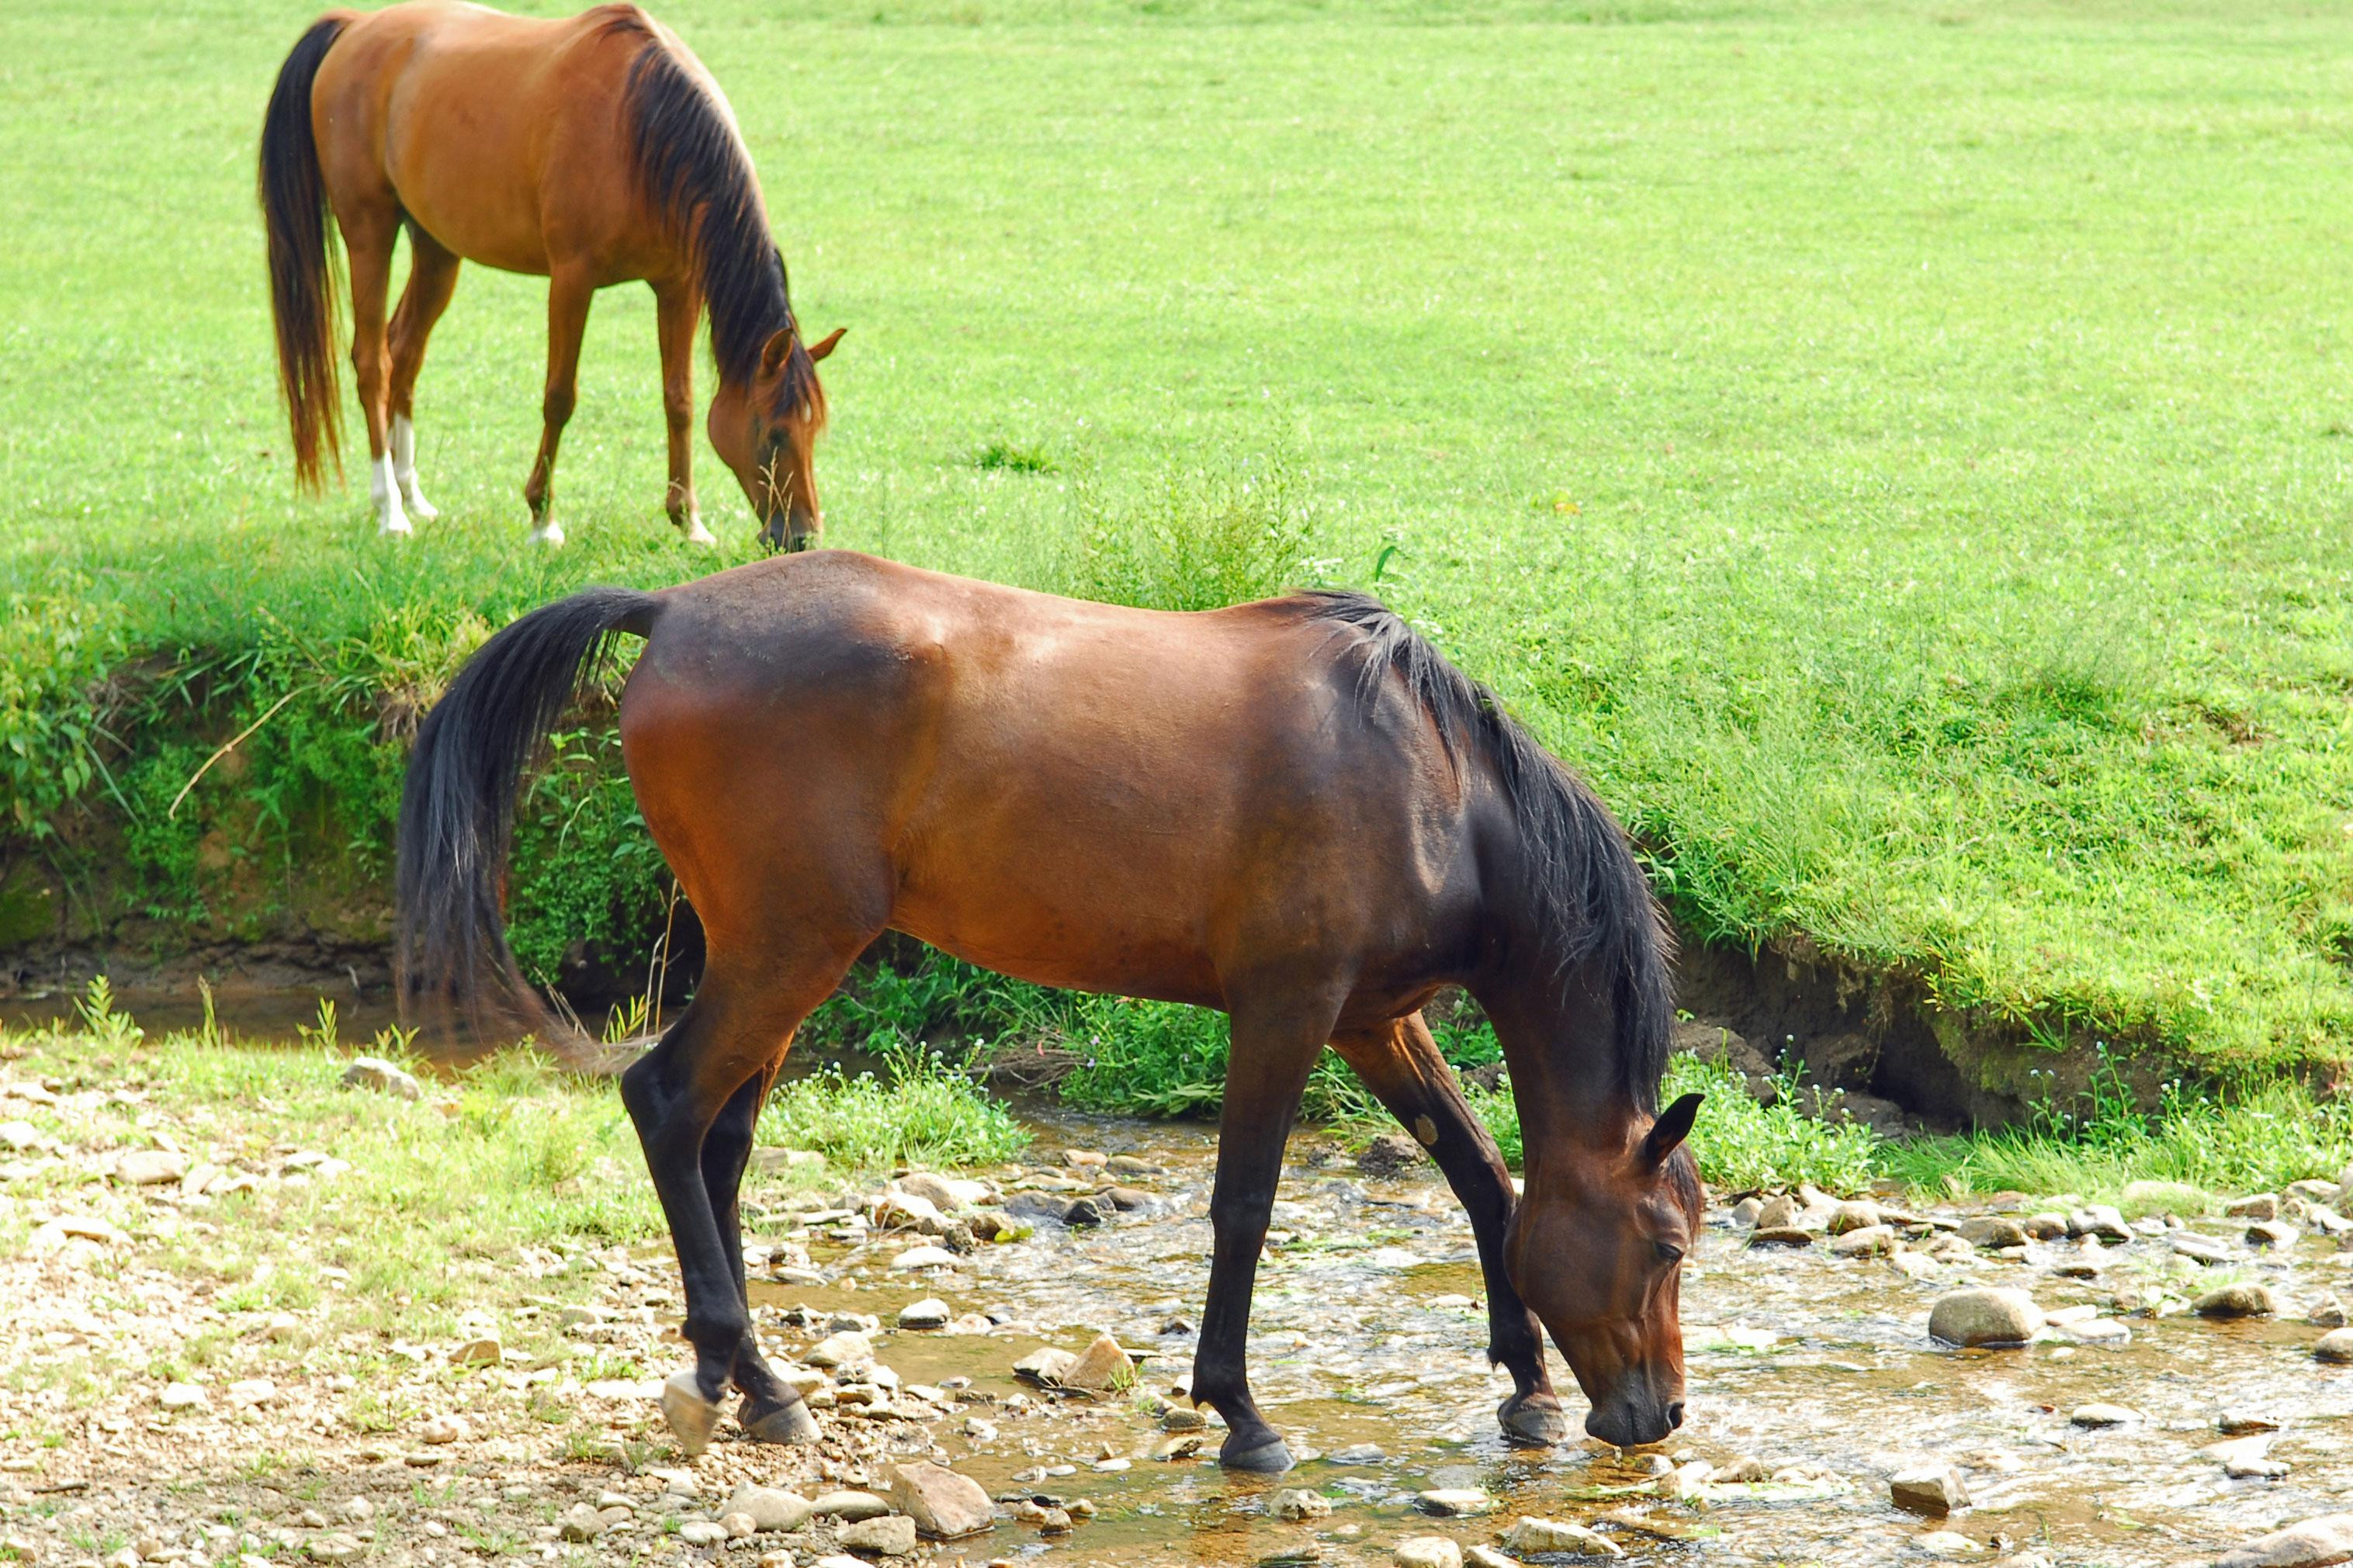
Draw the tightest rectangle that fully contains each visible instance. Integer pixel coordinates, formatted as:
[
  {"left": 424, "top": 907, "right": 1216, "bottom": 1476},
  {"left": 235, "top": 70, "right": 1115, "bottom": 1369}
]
[
  {"left": 616, "top": 24, "right": 822, "bottom": 421},
  {"left": 1297, "top": 591, "right": 1673, "bottom": 1111}
]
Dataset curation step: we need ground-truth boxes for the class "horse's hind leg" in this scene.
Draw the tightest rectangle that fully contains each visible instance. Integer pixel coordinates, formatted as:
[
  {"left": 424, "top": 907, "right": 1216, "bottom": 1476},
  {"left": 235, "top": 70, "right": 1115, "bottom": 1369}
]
[
  {"left": 1329, "top": 1012, "right": 1566, "bottom": 1446},
  {"left": 619, "top": 957, "right": 849, "bottom": 1455},
  {"left": 1190, "top": 989, "right": 1343, "bottom": 1473},
  {"left": 694, "top": 1063, "right": 816, "bottom": 1443},
  {"left": 339, "top": 202, "right": 409, "bottom": 535},
  {"left": 386, "top": 225, "right": 461, "bottom": 522}
]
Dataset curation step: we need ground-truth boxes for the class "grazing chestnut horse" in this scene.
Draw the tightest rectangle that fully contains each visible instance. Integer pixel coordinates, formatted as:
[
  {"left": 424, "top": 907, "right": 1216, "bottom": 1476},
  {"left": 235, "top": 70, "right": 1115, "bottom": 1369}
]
[
  {"left": 259, "top": 2, "right": 843, "bottom": 545},
  {"left": 396, "top": 552, "right": 1703, "bottom": 1465}
]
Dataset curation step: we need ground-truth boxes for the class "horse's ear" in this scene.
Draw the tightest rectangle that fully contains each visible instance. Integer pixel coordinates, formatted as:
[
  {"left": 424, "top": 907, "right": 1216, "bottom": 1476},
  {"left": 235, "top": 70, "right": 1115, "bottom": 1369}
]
[
  {"left": 1643, "top": 1092, "right": 1703, "bottom": 1167},
  {"left": 759, "top": 327, "right": 795, "bottom": 378},
  {"left": 806, "top": 327, "right": 846, "bottom": 362}
]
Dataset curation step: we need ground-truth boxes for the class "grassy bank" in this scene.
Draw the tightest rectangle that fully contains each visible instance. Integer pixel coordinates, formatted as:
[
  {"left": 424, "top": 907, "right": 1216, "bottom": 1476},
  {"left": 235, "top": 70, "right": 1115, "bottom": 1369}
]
[{"left": 4, "top": 0, "right": 2353, "bottom": 1085}]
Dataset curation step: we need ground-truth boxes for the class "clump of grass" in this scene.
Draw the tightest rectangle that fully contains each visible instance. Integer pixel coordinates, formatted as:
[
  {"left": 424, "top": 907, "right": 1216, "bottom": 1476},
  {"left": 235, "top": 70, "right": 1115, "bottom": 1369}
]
[
  {"left": 1060, "top": 442, "right": 1315, "bottom": 613},
  {"left": 974, "top": 438, "right": 1056, "bottom": 474},
  {"left": 758, "top": 1045, "right": 1029, "bottom": 1169}
]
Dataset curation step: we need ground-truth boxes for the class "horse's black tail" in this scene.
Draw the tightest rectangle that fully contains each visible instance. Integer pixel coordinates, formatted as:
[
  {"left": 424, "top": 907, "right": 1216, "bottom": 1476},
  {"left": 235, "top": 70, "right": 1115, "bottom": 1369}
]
[
  {"left": 258, "top": 13, "right": 350, "bottom": 494},
  {"left": 396, "top": 588, "right": 662, "bottom": 1051}
]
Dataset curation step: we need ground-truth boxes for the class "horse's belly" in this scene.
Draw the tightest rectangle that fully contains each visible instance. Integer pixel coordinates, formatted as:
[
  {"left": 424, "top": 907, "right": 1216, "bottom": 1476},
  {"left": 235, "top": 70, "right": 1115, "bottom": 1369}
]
[{"left": 892, "top": 874, "right": 1225, "bottom": 1010}]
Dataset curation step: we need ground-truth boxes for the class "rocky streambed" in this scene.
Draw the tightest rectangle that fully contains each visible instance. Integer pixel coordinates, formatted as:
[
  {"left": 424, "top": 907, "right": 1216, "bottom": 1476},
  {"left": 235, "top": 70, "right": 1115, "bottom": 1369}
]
[{"left": 10, "top": 1073, "right": 2353, "bottom": 1568}]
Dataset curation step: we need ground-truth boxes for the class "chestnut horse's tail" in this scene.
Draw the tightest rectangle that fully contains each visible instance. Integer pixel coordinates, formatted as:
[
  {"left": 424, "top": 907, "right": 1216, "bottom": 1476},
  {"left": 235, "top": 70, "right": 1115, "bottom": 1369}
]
[
  {"left": 258, "top": 14, "right": 350, "bottom": 493},
  {"left": 396, "top": 587, "right": 662, "bottom": 1049}
]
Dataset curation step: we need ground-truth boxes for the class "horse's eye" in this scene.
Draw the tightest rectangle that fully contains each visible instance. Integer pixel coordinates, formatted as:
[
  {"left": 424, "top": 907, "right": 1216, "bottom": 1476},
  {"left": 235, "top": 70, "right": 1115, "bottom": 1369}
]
[{"left": 1654, "top": 1241, "right": 1686, "bottom": 1265}]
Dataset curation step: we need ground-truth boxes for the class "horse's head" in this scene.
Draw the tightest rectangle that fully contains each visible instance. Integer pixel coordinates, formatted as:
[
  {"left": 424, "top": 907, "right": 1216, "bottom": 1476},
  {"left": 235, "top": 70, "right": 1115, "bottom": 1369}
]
[
  {"left": 710, "top": 324, "right": 843, "bottom": 550},
  {"left": 1504, "top": 1091, "right": 1704, "bottom": 1449}
]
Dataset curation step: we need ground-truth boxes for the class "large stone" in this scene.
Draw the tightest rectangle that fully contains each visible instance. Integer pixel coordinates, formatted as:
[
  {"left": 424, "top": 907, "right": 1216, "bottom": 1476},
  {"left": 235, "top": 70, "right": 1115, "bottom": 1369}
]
[
  {"left": 2195, "top": 1283, "right": 2278, "bottom": 1319},
  {"left": 1416, "top": 1490, "right": 1493, "bottom": 1518},
  {"left": 2068, "top": 1206, "right": 2131, "bottom": 1242},
  {"left": 2175, "top": 1234, "right": 2234, "bottom": 1265},
  {"left": 2248, "top": 1220, "right": 2300, "bottom": 1248},
  {"left": 1928, "top": 1288, "right": 2043, "bottom": 1347},
  {"left": 1747, "top": 1226, "right": 1814, "bottom": 1249},
  {"left": 896, "top": 1299, "right": 951, "bottom": 1331},
  {"left": 887, "top": 1246, "right": 962, "bottom": 1272},
  {"left": 1357, "top": 1134, "right": 1425, "bottom": 1175},
  {"left": 806, "top": 1331, "right": 874, "bottom": 1369},
  {"left": 1270, "top": 1489, "right": 1332, "bottom": 1521},
  {"left": 836, "top": 1515, "right": 918, "bottom": 1556},
  {"left": 812, "top": 1492, "right": 891, "bottom": 1521},
  {"left": 2071, "top": 1404, "right": 2137, "bottom": 1427},
  {"left": 1958, "top": 1217, "right": 2029, "bottom": 1250},
  {"left": 892, "top": 1173, "right": 962, "bottom": 1212},
  {"left": 872, "top": 1192, "right": 948, "bottom": 1234},
  {"left": 558, "top": 1504, "right": 605, "bottom": 1542},
  {"left": 1825, "top": 1201, "right": 1882, "bottom": 1235},
  {"left": 2225, "top": 1194, "right": 2280, "bottom": 1221},
  {"left": 2314, "top": 1329, "right": 2353, "bottom": 1365},
  {"left": 1753, "top": 1195, "right": 1804, "bottom": 1231},
  {"left": 1890, "top": 1466, "right": 1969, "bottom": 1517},
  {"left": 1060, "top": 1334, "right": 1135, "bottom": 1393},
  {"left": 342, "top": 1057, "right": 422, "bottom": 1101},
  {"left": 727, "top": 1485, "right": 814, "bottom": 1533},
  {"left": 1395, "top": 1539, "right": 1462, "bottom": 1568},
  {"left": 2212, "top": 1514, "right": 2353, "bottom": 1568},
  {"left": 1501, "top": 1518, "right": 1621, "bottom": 1556},
  {"left": 116, "top": 1149, "right": 189, "bottom": 1186},
  {"left": 887, "top": 1464, "right": 993, "bottom": 1539},
  {"left": 1012, "top": 1347, "right": 1076, "bottom": 1385},
  {"left": 1829, "top": 1224, "right": 1894, "bottom": 1258}
]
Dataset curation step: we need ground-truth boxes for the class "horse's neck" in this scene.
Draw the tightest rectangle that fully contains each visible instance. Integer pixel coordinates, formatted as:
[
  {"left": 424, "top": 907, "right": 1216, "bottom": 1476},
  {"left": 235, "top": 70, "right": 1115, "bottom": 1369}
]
[{"left": 1475, "top": 963, "right": 1638, "bottom": 1183}]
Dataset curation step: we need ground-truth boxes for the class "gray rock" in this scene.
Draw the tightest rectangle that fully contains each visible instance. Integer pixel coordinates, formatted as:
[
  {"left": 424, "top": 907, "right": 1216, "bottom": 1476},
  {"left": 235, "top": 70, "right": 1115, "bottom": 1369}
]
[
  {"left": 1059, "top": 1334, "right": 1134, "bottom": 1392},
  {"left": 2213, "top": 1514, "right": 2353, "bottom": 1568},
  {"left": 1464, "top": 1548, "right": 1523, "bottom": 1568},
  {"left": 1329, "top": 1443, "right": 1385, "bottom": 1463},
  {"left": 1747, "top": 1226, "right": 1814, "bottom": 1248},
  {"left": 806, "top": 1331, "right": 873, "bottom": 1369},
  {"left": 811, "top": 1491, "right": 891, "bottom": 1521},
  {"left": 1502, "top": 1518, "right": 1621, "bottom": 1556},
  {"left": 2022, "top": 1212, "right": 2071, "bottom": 1241},
  {"left": 888, "top": 1463, "right": 993, "bottom": 1538},
  {"left": 1012, "top": 1347, "right": 1076, "bottom": 1385},
  {"left": 893, "top": 1172, "right": 962, "bottom": 1211},
  {"left": 1890, "top": 1466, "right": 1969, "bottom": 1517},
  {"left": 2195, "top": 1283, "right": 2277, "bottom": 1319},
  {"left": 341, "top": 1056, "right": 423, "bottom": 1101},
  {"left": 837, "top": 1515, "right": 918, "bottom": 1556},
  {"left": 559, "top": 1504, "right": 605, "bottom": 1542},
  {"left": 2174, "top": 1234, "right": 2234, "bottom": 1265},
  {"left": 1270, "top": 1489, "right": 1332, "bottom": 1521},
  {"left": 677, "top": 1521, "right": 728, "bottom": 1547},
  {"left": 726, "top": 1484, "right": 813, "bottom": 1533},
  {"left": 2248, "top": 1220, "right": 2300, "bottom": 1248},
  {"left": 1395, "top": 1539, "right": 1462, "bottom": 1568},
  {"left": 1928, "top": 1288, "right": 2043, "bottom": 1347},
  {"left": 2314, "top": 1329, "right": 2353, "bottom": 1364},
  {"left": 2068, "top": 1206, "right": 2130, "bottom": 1242},
  {"left": 1754, "top": 1195, "right": 1804, "bottom": 1231},
  {"left": 1066, "top": 1196, "right": 1111, "bottom": 1227},
  {"left": 2225, "top": 1194, "right": 2280, "bottom": 1221},
  {"left": 896, "top": 1298, "right": 951, "bottom": 1331},
  {"left": 1416, "top": 1489, "right": 1494, "bottom": 1517},
  {"left": 115, "top": 1149, "right": 189, "bottom": 1186},
  {"left": 2071, "top": 1403, "right": 2137, "bottom": 1427},
  {"left": 1829, "top": 1224, "right": 1894, "bottom": 1258}
]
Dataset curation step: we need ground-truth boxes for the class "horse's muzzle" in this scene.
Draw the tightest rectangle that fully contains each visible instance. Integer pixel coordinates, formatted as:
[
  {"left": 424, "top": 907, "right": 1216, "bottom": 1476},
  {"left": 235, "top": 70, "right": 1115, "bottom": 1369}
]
[{"left": 1585, "top": 1393, "right": 1684, "bottom": 1449}]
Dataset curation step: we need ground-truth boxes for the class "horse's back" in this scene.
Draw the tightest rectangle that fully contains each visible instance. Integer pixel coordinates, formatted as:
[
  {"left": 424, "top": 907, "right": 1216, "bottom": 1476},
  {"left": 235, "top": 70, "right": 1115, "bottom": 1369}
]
[
  {"left": 309, "top": 2, "right": 677, "bottom": 276},
  {"left": 620, "top": 553, "right": 1482, "bottom": 1006}
]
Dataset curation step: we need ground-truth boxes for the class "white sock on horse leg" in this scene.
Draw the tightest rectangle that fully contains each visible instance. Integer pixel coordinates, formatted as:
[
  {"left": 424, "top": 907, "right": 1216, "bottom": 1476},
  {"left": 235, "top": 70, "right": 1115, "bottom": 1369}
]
[{"left": 390, "top": 415, "right": 438, "bottom": 520}]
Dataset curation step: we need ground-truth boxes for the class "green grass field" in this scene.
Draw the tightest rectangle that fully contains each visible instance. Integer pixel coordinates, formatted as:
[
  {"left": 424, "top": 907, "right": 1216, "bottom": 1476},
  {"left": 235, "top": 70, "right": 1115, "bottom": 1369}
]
[{"left": 3, "top": 0, "right": 2350, "bottom": 1088}]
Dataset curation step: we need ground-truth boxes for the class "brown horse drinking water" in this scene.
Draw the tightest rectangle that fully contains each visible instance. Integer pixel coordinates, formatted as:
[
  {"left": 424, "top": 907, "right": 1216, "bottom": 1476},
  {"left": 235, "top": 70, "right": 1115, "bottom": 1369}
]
[
  {"left": 396, "top": 552, "right": 1703, "bottom": 1465},
  {"left": 260, "top": 2, "right": 842, "bottom": 546}
]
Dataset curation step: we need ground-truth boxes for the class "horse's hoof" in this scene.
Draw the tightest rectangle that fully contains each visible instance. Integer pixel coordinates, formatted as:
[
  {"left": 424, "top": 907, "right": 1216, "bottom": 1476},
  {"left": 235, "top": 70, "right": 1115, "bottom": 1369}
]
[
  {"left": 677, "top": 517, "right": 716, "bottom": 546},
  {"left": 738, "top": 1396, "right": 820, "bottom": 1445},
  {"left": 528, "top": 520, "right": 567, "bottom": 548},
  {"left": 379, "top": 515, "right": 414, "bottom": 538},
  {"left": 660, "top": 1370, "right": 723, "bottom": 1456},
  {"left": 1218, "top": 1431, "right": 1295, "bottom": 1473},
  {"left": 1498, "top": 1391, "right": 1570, "bottom": 1447}
]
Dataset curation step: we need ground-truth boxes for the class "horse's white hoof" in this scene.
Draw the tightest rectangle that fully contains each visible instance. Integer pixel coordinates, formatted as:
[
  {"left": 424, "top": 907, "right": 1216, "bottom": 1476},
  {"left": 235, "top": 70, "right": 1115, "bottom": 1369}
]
[
  {"left": 528, "top": 520, "right": 566, "bottom": 547},
  {"left": 379, "top": 514, "right": 414, "bottom": 538},
  {"left": 660, "top": 1370, "right": 723, "bottom": 1457},
  {"left": 401, "top": 489, "right": 440, "bottom": 521},
  {"left": 678, "top": 516, "right": 716, "bottom": 546}
]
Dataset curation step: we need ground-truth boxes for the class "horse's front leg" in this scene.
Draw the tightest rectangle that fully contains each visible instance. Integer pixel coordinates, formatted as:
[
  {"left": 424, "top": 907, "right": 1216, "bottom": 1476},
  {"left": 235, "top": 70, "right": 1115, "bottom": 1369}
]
[
  {"left": 1191, "top": 996, "right": 1337, "bottom": 1473},
  {"left": 1330, "top": 1013, "right": 1566, "bottom": 1446},
  {"left": 651, "top": 279, "right": 712, "bottom": 544}
]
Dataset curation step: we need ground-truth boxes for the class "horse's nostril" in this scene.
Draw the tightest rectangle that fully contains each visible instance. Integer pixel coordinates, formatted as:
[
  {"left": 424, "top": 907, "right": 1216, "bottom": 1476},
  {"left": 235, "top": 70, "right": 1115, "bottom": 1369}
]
[{"left": 1665, "top": 1401, "right": 1686, "bottom": 1429}]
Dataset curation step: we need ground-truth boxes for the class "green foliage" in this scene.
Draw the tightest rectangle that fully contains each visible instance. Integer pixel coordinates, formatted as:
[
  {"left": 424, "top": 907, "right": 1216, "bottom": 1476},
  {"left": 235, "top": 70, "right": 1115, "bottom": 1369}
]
[
  {"left": 1060, "top": 443, "right": 1317, "bottom": 613},
  {"left": 3, "top": 0, "right": 2353, "bottom": 1089},
  {"left": 758, "top": 1046, "right": 1031, "bottom": 1169}
]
